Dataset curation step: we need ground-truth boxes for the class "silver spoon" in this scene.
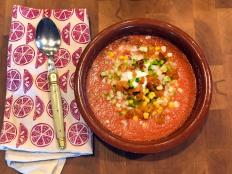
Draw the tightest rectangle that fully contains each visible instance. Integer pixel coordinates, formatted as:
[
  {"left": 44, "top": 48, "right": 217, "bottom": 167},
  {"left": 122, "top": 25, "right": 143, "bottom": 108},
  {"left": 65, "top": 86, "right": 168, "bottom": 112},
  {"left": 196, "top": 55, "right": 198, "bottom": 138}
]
[{"left": 35, "top": 18, "right": 65, "bottom": 149}]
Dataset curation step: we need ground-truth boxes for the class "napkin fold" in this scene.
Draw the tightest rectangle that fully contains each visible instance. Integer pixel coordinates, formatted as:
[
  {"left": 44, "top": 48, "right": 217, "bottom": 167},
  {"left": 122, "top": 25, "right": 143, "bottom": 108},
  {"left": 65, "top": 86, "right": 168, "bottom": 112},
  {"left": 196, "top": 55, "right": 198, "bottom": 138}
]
[{"left": 0, "top": 5, "right": 92, "bottom": 174}]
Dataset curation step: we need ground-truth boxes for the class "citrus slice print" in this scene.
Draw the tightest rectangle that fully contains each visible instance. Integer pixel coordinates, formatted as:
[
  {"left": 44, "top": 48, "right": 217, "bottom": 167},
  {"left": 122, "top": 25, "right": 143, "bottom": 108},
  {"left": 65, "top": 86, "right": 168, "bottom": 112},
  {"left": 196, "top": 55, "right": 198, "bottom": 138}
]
[
  {"left": 4, "top": 95, "right": 13, "bottom": 119},
  {"left": 16, "top": 123, "right": 28, "bottom": 148},
  {"left": 26, "top": 23, "right": 35, "bottom": 44},
  {"left": 70, "top": 99, "right": 81, "bottom": 120},
  {"left": 13, "top": 95, "right": 34, "bottom": 118},
  {"left": 7, "top": 44, "right": 12, "bottom": 68},
  {"left": 33, "top": 96, "right": 45, "bottom": 121},
  {"left": 47, "top": 97, "right": 69, "bottom": 118},
  {"left": 72, "top": 23, "right": 90, "bottom": 44},
  {"left": 61, "top": 23, "right": 71, "bottom": 45},
  {"left": 35, "top": 50, "right": 47, "bottom": 69},
  {"left": 35, "top": 71, "right": 49, "bottom": 92},
  {"left": 59, "top": 70, "right": 69, "bottom": 93},
  {"left": 0, "top": 121, "right": 17, "bottom": 144},
  {"left": 7, "top": 69, "right": 21, "bottom": 92},
  {"left": 30, "top": 123, "right": 54, "bottom": 147},
  {"left": 67, "top": 122, "right": 89, "bottom": 146},
  {"left": 23, "top": 69, "right": 33, "bottom": 94},
  {"left": 72, "top": 47, "right": 82, "bottom": 66},
  {"left": 12, "top": 5, "right": 18, "bottom": 19},
  {"left": 19, "top": 6, "right": 41, "bottom": 19},
  {"left": 53, "top": 48, "right": 71, "bottom": 68},
  {"left": 9, "top": 21, "right": 25, "bottom": 42},
  {"left": 69, "top": 73, "right": 74, "bottom": 90},
  {"left": 53, "top": 9, "right": 73, "bottom": 21},
  {"left": 43, "top": 9, "right": 51, "bottom": 18},
  {"left": 75, "top": 9, "right": 85, "bottom": 21},
  {"left": 13, "top": 45, "right": 35, "bottom": 65}
]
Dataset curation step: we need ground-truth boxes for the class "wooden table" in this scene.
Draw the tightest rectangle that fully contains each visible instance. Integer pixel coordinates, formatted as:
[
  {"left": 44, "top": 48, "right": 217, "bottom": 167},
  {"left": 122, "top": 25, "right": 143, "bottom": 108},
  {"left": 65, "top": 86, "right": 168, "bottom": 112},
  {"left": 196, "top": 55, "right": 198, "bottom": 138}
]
[{"left": 0, "top": 0, "right": 231, "bottom": 173}]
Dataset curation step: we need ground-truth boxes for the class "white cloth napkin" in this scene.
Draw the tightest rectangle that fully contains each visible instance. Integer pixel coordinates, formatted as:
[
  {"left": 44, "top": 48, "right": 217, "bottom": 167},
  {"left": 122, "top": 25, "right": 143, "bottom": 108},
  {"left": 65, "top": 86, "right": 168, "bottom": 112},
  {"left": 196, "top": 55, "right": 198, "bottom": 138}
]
[{"left": 0, "top": 5, "right": 93, "bottom": 174}]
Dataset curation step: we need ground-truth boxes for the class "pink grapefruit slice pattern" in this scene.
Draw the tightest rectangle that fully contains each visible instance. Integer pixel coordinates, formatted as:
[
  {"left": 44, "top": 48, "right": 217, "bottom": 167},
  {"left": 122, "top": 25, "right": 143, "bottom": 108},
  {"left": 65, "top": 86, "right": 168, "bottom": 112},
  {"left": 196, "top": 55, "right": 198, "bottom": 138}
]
[
  {"left": 59, "top": 70, "right": 69, "bottom": 93},
  {"left": 69, "top": 73, "right": 74, "bottom": 90},
  {"left": 13, "top": 95, "right": 34, "bottom": 118},
  {"left": 7, "top": 69, "right": 21, "bottom": 92},
  {"left": 7, "top": 44, "right": 12, "bottom": 68},
  {"left": 0, "top": 121, "right": 17, "bottom": 144},
  {"left": 9, "top": 21, "right": 25, "bottom": 42},
  {"left": 53, "top": 9, "right": 73, "bottom": 21},
  {"left": 12, "top": 5, "right": 18, "bottom": 19},
  {"left": 30, "top": 123, "right": 54, "bottom": 147},
  {"left": 23, "top": 69, "right": 33, "bottom": 94},
  {"left": 16, "top": 123, "right": 28, "bottom": 148},
  {"left": 46, "top": 97, "right": 69, "bottom": 118},
  {"left": 35, "top": 71, "right": 49, "bottom": 92},
  {"left": 53, "top": 48, "right": 71, "bottom": 68},
  {"left": 13, "top": 45, "right": 35, "bottom": 65},
  {"left": 19, "top": 6, "right": 41, "bottom": 19},
  {"left": 35, "top": 50, "right": 47, "bottom": 69},
  {"left": 61, "top": 23, "right": 71, "bottom": 45},
  {"left": 75, "top": 9, "right": 85, "bottom": 21},
  {"left": 70, "top": 99, "right": 81, "bottom": 121},
  {"left": 33, "top": 96, "right": 45, "bottom": 121},
  {"left": 71, "top": 23, "right": 90, "bottom": 44},
  {"left": 67, "top": 122, "right": 89, "bottom": 146},
  {"left": 26, "top": 23, "right": 35, "bottom": 44},
  {"left": 4, "top": 95, "right": 13, "bottom": 119},
  {"left": 43, "top": 9, "right": 51, "bottom": 18},
  {"left": 72, "top": 47, "right": 82, "bottom": 66}
]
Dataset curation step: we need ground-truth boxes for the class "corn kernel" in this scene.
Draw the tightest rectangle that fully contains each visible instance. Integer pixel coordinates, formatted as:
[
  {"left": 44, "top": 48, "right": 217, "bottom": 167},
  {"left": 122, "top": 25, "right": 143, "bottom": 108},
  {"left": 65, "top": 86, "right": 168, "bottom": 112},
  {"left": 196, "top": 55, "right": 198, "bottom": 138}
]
[
  {"left": 144, "top": 88, "right": 149, "bottom": 94},
  {"left": 143, "top": 112, "right": 149, "bottom": 119},
  {"left": 108, "top": 51, "right": 115, "bottom": 58},
  {"left": 155, "top": 46, "right": 161, "bottom": 51},
  {"left": 142, "top": 101, "right": 148, "bottom": 107},
  {"left": 133, "top": 116, "right": 139, "bottom": 121},
  {"left": 148, "top": 92, "right": 156, "bottom": 99},
  {"left": 168, "top": 102, "right": 174, "bottom": 108},
  {"left": 152, "top": 101, "right": 160, "bottom": 108},
  {"left": 119, "top": 55, "right": 128, "bottom": 60},
  {"left": 157, "top": 107, "right": 163, "bottom": 114},
  {"left": 143, "top": 96, "right": 150, "bottom": 103},
  {"left": 156, "top": 85, "right": 163, "bottom": 90}
]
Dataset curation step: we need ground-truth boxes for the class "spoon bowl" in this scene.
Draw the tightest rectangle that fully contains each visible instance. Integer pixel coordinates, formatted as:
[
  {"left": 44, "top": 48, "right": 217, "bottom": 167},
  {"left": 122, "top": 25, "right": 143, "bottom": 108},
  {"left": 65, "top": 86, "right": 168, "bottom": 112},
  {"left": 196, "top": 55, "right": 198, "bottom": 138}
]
[{"left": 35, "top": 17, "right": 61, "bottom": 56}]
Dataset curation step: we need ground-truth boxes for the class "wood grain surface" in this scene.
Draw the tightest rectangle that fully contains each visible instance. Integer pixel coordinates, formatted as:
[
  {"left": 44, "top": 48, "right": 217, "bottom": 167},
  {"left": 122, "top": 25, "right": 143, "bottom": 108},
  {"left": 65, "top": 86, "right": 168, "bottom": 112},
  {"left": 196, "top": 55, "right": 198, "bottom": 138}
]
[{"left": 0, "top": 0, "right": 231, "bottom": 173}]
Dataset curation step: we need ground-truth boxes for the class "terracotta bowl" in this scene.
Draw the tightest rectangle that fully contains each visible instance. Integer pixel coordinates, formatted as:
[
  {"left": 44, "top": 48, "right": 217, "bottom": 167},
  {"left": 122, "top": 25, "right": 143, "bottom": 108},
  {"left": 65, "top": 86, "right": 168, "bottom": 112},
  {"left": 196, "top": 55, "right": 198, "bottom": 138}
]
[{"left": 74, "top": 19, "right": 212, "bottom": 153}]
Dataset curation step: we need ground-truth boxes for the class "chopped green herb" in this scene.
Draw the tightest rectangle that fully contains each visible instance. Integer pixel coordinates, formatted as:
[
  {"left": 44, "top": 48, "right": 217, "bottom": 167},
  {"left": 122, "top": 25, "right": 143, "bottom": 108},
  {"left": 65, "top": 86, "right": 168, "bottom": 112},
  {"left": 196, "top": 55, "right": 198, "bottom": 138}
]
[
  {"left": 135, "top": 77, "right": 140, "bottom": 82},
  {"left": 159, "top": 60, "right": 165, "bottom": 66},
  {"left": 151, "top": 60, "right": 159, "bottom": 65}
]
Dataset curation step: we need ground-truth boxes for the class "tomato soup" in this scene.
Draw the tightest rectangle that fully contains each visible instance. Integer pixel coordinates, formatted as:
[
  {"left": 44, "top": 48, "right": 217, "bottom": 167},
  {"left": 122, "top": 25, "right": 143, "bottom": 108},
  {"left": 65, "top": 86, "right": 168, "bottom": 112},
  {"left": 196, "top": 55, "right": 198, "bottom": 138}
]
[{"left": 87, "top": 35, "right": 196, "bottom": 141}]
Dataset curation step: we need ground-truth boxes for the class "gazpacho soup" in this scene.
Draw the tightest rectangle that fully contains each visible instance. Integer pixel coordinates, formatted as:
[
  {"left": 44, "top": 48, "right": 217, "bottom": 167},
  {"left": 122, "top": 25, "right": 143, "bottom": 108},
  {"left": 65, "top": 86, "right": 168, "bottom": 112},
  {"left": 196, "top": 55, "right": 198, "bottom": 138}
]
[{"left": 87, "top": 35, "right": 196, "bottom": 141}]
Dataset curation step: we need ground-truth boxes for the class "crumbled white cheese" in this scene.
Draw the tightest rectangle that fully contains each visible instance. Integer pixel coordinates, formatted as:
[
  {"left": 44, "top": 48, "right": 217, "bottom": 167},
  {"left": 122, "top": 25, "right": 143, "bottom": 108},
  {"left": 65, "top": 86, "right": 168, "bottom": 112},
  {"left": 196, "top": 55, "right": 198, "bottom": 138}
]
[
  {"left": 121, "top": 71, "right": 133, "bottom": 81},
  {"left": 138, "top": 46, "right": 148, "bottom": 52},
  {"left": 167, "top": 52, "right": 173, "bottom": 57},
  {"left": 156, "top": 85, "right": 163, "bottom": 90},
  {"left": 145, "top": 35, "right": 151, "bottom": 39},
  {"left": 130, "top": 46, "right": 138, "bottom": 52},
  {"left": 177, "top": 88, "right": 183, "bottom": 93},
  {"left": 161, "top": 46, "right": 167, "bottom": 52},
  {"left": 120, "top": 120, "right": 128, "bottom": 128},
  {"left": 135, "top": 70, "right": 147, "bottom": 78},
  {"left": 173, "top": 101, "right": 180, "bottom": 108}
]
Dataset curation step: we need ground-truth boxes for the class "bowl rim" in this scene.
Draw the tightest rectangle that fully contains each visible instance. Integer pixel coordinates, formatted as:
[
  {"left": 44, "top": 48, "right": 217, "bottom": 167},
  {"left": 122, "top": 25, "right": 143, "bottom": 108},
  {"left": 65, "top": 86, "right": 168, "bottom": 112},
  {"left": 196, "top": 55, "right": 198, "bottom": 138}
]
[{"left": 74, "top": 18, "right": 213, "bottom": 153}]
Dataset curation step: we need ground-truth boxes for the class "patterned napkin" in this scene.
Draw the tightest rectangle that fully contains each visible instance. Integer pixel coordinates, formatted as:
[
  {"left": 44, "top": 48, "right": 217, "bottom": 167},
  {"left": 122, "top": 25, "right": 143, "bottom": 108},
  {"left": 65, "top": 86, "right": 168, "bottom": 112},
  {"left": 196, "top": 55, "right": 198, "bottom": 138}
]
[{"left": 0, "top": 5, "right": 92, "bottom": 174}]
